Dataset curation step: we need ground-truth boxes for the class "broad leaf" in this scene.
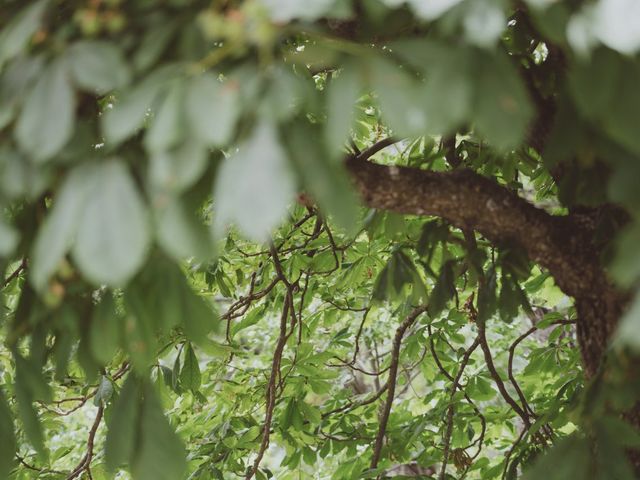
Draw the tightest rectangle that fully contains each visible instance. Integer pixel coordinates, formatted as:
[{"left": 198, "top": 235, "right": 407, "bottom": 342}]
[
  {"left": 72, "top": 161, "right": 150, "bottom": 286},
  {"left": 213, "top": 121, "right": 296, "bottom": 242},
  {"left": 15, "top": 58, "right": 75, "bottom": 162},
  {"left": 186, "top": 73, "right": 240, "bottom": 147},
  {"left": 67, "top": 41, "right": 131, "bottom": 94}
]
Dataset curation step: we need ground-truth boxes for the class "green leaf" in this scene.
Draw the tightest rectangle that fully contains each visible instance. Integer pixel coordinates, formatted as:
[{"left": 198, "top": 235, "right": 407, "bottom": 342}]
[
  {"left": 15, "top": 58, "right": 75, "bottom": 162},
  {"left": 325, "top": 65, "right": 360, "bottom": 156},
  {"left": 280, "top": 398, "right": 297, "bottom": 430},
  {"left": 568, "top": 47, "right": 622, "bottom": 120},
  {"left": 181, "top": 280, "right": 218, "bottom": 345},
  {"left": 477, "top": 267, "right": 498, "bottom": 324},
  {"left": 613, "top": 292, "right": 640, "bottom": 351},
  {"left": 30, "top": 165, "right": 92, "bottom": 291},
  {"left": 179, "top": 343, "right": 201, "bottom": 392},
  {"left": 522, "top": 435, "right": 590, "bottom": 479},
  {"left": 90, "top": 293, "right": 121, "bottom": 365},
  {"left": 213, "top": 121, "right": 296, "bottom": 242},
  {"left": 0, "top": 0, "right": 48, "bottom": 67},
  {"left": 15, "top": 352, "right": 52, "bottom": 403},
  {"left": 286, "top": 122, "right": 360, "bottom": 232},
  {"left": 105, "top": 375, "right": 140, "bottom": 472},
  {"left": 0, "top": 221, "right": 18, "bottom": 257},
  {"left": 132, "top": 384, "right": 187, "bottom": 480},
  {"left": 15, "top": 381, "right": 46, "bottom": 461},
  {"left": 498, "top": 274, "right": 521, "bottom": 323},
  {"left": 258, "top": 0, "right": 336, "bottom": 22},
  {"left": 473, "top": 51, "right": 533, "bottom": 150},
  {"left": 0, "top": 388, "right": 16, "bottom": 479},
  {"left": 369, "top": 56, "right": 427, "bottom": 136},
  {"left": 230, "top": 307, "right": 264, "bottom": 337},
  {"left": 155, "top": 196, "right": 212, "bottom": 262},
  {"left": 122, "top": 287, "right": 160, "bottom": 371},
  {"left": 186, "top": 73, "right": 240, "bottom": 147},
  {"left": 149, "top": 141, "right": 208, "bottom": 194},
  {"left": 133, "top": 20, "right": 178, "bottom": 73},
  {"left": 94, "top": 375, "right": 114, "bottom": 407},
  {"left": 101, "top": 66, "right": 175, "bottom": 146},
  {"left": 601, "top": 60, "right": 640, "bottom": 155},
  {"left": 145, "top": 80, "right": 185, "bottom": 153},
  {"left": 67, "top": 41, "right": 131, "bottom": 94},
  {"left": 427, "top": 260, "right": 456, "bottom": 318},
  {"left": 72, "top": 160, "right": 150, "bottom": 286}
]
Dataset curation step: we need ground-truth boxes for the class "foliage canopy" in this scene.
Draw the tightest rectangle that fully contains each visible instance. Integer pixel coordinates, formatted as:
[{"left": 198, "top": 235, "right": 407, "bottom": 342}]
[{"left": 1, "top": 0, "right": 640, "bottom": 479}]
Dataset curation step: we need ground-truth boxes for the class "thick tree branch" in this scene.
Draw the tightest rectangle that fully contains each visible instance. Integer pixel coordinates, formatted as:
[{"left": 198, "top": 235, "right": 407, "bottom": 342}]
[
  {"left": 347, "top": 156, "right": 613, "bottom": 301},
  {"left": 346, "top": 155, "right": 626, "bottom": 376}
]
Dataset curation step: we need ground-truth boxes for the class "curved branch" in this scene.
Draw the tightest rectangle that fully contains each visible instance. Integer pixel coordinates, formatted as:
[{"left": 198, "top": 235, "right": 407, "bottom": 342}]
[
  {"left": 370, "top": 305, "right": 428, "bottom": 470},
  {"left": 347, "top": 157, "right": 605, "bottom": 301}
]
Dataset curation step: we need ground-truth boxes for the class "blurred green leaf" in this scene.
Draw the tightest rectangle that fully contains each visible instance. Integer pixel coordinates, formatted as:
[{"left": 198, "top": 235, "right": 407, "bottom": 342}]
[
  {"left": 72, "top": 161, "right": 150, "bottom": 286},
  {"left": 15, "top": 58, "right": 75, "bottom": 162}
]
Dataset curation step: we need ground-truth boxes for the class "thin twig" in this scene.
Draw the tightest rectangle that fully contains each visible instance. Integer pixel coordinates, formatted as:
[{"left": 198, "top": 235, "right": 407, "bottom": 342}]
[{"left": 370, "top": 305, "right": 428, "bottom": 471}]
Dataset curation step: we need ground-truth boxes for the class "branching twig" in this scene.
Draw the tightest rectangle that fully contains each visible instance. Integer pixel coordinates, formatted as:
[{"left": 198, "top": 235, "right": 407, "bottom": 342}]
[
  {"left": 370, "top": 305, "right": 427, "bottom": 470},
  {"left": 439, "top": 337, "right": 480, "bottom": 480},
  {"left": 66, "top": 405, "right": 104, "bottom": 480}
]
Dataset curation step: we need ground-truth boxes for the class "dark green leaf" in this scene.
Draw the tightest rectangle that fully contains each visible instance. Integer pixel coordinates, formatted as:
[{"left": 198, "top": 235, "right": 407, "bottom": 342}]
[
  {"left": 179, "top": 343, "right": 201, "bottom": 393},
  {"left": 105, "top": 375, "right": 140, "bottom": 472}
]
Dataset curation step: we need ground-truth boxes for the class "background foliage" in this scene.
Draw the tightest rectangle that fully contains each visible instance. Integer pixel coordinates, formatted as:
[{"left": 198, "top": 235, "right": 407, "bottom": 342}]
[{"left": 1, "top": 0, "right": 640, "bottom": 479}]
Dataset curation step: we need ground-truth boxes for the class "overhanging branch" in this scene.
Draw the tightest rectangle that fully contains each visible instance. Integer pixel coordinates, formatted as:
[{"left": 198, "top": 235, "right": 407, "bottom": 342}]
[{"left": 346, "top": 155, "right": 608, "bottom": 301}]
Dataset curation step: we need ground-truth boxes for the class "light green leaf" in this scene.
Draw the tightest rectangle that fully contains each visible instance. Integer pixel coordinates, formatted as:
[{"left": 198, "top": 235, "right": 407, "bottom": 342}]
[
  {"left": 101, "top": 66, "right": 176, "bottom": 146},
  {"left": 93, "top": 375, "right": 114, "bottom": 407},
  {"left": 30, "top": 165, "right": 92, "bottom": 291},
  {"left": 258, "top": 0, "right": 336, "bottom": 22},
  {"left": 149, "top": 141, "right": 208, "bottom": 193},
  {"left": 145, "top": 80, "right": 185, "bottom": 153},
  {"left": 67, "top": 41, "right": 131, "bottom": 94},
  {"left": 179, "top": 343, "right": 201, "bottom": 392},
  {"left": 0, "top": 221, "right": 18, "bottom": 257},
  {"left": 463, "top": 0, "right": 506, "bottom": 48},
  {"left": 186, "top": 73, "right": 240, "bottom": 147},
  {"left": 0, "top": 0, "right": 48, "bottom": 67},
  {"left": 15, "top": 58, "right": 75, "bottom": 162},
  {"left": 369, "top": 56, "right": 427, "bottom": 137},
  {"left": 213, "top": 121, "right": 296, "bottom": 242},
  {"left": 155, "top": 197, "right": 212, "bottom": 261},
  {"left": 408, "top": 0, "right": 463, "bottom": 20},
  {"left": 325, "top": 65, "right": 360, "bottom": 157},
  {"left": 132, "top": 385, "right": 187, "bottom": 480},
  {"left": 392, "top": 41, "right": 473, "bottom": 135},
  {"left": 133, "top": 20, "right": 178, "bottom": 73},
  {"left": 72, "top": 161, "right": 150, "bottom": 286},
  {"left": 287, "top": 123, "right": 360, "bottom": 232}
]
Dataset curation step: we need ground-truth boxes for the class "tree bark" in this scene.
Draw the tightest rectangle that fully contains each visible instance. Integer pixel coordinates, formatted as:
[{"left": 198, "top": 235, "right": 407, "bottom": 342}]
[{"left": 346, "top": 156, "right": 627, "bottom": 377}]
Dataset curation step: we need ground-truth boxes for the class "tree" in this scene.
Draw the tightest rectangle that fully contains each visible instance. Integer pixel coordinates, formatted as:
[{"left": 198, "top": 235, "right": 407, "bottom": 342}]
[{"left": 0, "top": 0, "right": 640, "bottom": 478}]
